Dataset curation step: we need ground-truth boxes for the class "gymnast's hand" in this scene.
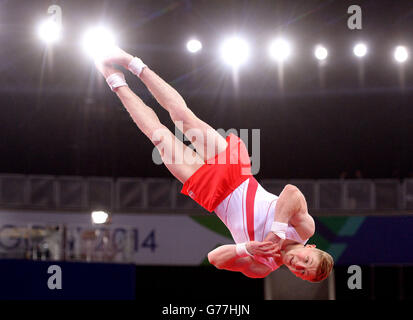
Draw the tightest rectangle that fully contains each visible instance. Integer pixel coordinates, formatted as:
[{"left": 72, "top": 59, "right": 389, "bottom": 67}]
[
  {"left": 263, "top": 231, "right": 284, "bottom": 251},
  {"left": 246, "top": 241, "right": 278, "bottom": 257}
]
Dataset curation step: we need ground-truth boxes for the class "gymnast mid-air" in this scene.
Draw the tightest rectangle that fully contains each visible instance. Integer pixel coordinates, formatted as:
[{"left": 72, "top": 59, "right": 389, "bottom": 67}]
[{"left": 94, "top": 46, "right": 334, "bottom": 282}]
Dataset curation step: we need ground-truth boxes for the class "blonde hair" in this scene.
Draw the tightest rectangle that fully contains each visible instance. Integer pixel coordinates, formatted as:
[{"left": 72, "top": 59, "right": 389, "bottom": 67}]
[{"left": 310, "top": 248, "right": 334, "bottom": 283}]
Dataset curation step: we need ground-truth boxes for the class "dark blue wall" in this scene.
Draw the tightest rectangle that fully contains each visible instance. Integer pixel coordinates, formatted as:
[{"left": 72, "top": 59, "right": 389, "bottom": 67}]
[{"left": 0, "top": 260, "right": 135, "bottom": 300}]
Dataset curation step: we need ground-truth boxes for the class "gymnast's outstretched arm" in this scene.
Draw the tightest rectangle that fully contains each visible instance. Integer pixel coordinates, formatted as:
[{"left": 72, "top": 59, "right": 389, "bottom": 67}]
[
  {"left": 208, "top": 241, "right": 279, "bottom": 278},
  {"left": 266, "top": 184, "right": 315, "bottom": 244}
]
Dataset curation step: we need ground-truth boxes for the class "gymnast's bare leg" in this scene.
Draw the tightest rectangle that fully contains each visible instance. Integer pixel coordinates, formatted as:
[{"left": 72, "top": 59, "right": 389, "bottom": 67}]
[{"left": 100, "top": 47, "right": 228, "bottom": 163}]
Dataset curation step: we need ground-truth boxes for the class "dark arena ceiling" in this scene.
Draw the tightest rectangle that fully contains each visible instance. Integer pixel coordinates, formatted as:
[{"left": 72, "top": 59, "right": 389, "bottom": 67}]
[{"left": 1, "top": 0, "right": 413, "bottom": 180}]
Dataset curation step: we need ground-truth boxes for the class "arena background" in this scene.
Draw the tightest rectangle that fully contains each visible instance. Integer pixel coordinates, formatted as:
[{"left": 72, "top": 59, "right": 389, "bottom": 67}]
[{"left": 0, "top": 0, "right": 412, "bottom": 303}]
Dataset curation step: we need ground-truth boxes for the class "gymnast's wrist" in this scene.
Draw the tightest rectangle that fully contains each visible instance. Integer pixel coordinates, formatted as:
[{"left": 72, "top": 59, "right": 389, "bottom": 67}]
[
  {"left": 271, "top": 221, "right": 288, "bottom": 239},
  {"left": 236, "top": 242, "right": 253, "bottom": 257}
]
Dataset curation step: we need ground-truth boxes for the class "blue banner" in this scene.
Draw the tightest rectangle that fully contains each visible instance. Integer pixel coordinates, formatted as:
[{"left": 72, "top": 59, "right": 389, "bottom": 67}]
[{"left": 311, "top": 216, "right": 413, "bottom": 265}]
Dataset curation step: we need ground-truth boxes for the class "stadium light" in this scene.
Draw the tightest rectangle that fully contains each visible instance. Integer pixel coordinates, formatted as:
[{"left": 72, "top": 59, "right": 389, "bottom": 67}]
[
  {"left": 269, "top": 38, "right": 291, "bottom": 62},
  {"left": 82, "top": 26, "right": 116, "bottom": 60},
  {"left": 91, "top": 211, "right": 110, "bottom": 225},
  {"left": 394, "top": 46, "right": 408, "bottom": 63},
  {"left": 38, "top": 18, "right": 61, "bottom": 44},
  {"left": 220, "top": 36, "right": 250, "bottom": 67},
  {"left": 353, "top": 43, "right": 367, "bottom": 58},
  {"left": 314, "top": 45, "right": 328, "bottom": 61},
  {"left": 186, "top": 39, "right": 202, "bottom": 53}
]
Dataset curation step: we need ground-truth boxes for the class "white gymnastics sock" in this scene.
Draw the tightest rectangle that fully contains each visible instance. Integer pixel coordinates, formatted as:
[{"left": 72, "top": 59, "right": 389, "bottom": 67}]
[
  {"left": 128, "top": 57, "right": 147, "bottom": 77},
  {"left": 106, "top": 73, "right": 128, "bottom": 91}
]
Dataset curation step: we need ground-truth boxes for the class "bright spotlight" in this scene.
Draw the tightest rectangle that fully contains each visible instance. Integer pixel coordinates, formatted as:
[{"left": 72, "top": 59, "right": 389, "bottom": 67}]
[
  {"left": 220, "top": 37, "right": 250, "bottom": 67},
  {"left": 269, "top": 38, "right": 291, "bottom": 62},
  {"left": 82, "top": 26, "right": 116, "bottom": 60},
  {"left": 353, "top": 43, "right": 367, "bottom": 58},
  {"left": 187, "top": 39, "right": 202, "bottom": 53},
  {"left": 91, "top": 211, "right": 110, "bottom": 225},
  {"left": 38, "top": 19, "right": 61, "bottom": 43},
  {"left": 394, "top": 46, "right": 408, "bottom": 63},
  {"left": 314, "top": 45, "right": 328, "bottom": 61}
]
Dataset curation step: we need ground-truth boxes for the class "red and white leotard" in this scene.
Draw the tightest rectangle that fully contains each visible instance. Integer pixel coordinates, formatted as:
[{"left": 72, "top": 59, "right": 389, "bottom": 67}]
[
  {"left": 181, "top": 134, "right": 308, "bottom": 271},
  {"left": 214, "top": 177, "right": 308, "bottom": 271}
]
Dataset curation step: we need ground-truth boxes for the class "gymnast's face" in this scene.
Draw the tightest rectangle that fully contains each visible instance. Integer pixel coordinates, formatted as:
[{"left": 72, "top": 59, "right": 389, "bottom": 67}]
[{"left": 282, "top": 244, "right": 320, "bottom": 281}]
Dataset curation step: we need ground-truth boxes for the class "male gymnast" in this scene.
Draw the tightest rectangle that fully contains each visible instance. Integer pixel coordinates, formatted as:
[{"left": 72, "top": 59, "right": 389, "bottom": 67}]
[{"left": 94, "top": 47, "right": 334, "bottom": 282}]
